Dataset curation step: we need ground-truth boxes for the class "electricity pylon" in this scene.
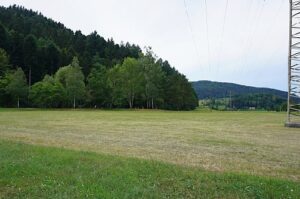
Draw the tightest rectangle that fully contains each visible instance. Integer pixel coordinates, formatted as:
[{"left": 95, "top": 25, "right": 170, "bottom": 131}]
[{"left": 286, "top": 0, "right": 300, "bottom": 127}]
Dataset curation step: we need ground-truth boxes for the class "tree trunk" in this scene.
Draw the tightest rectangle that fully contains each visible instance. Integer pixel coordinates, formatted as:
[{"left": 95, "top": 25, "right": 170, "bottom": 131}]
[
  {"left": 132, "top": 94, "right": 134, "bottom": 109},
  {"left": 73, "top": 96, "right": 76, "bottom": 109},
  {"left": 29, "top": 67, "right": 31, "bottom": 88},
  {"left": 129, "top": 100, "right": 132, "bottom": 109},
  {"left": 151, "top": 98, "right": 154, "bottom": 109},
  {"left": 17, "top": 97, "right": 20, "bottom": 108}
]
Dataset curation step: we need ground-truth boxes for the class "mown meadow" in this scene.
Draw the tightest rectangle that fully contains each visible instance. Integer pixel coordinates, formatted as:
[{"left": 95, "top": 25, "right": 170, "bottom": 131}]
[{"left": 0, "top": 109, "right": 299, "bottom": 198}]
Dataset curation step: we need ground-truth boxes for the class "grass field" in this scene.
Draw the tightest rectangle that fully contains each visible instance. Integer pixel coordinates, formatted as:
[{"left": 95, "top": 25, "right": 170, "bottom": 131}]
[
  {"left": 1, "top": 140, "right": 299, "bottom": 198},
  {"left": 0, "top": 109, "right": 299, "bottom": 198}
]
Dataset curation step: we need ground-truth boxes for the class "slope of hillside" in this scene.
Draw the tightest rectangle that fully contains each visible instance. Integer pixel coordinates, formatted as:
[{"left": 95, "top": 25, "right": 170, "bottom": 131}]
[
  {"left": 0, "top": 5, "right": 141, "bottom": 79},
  {"left": 192, "top": 80, "right": 287, "bottom": 99}
]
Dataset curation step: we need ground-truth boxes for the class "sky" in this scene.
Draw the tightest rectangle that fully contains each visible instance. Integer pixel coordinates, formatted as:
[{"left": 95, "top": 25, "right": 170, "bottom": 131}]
[{"left": 1, "top": 0, "right": 288, "bottom": 90}]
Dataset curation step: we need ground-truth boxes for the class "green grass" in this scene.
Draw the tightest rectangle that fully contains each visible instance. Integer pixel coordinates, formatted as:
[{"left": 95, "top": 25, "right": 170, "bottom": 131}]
[
  {"left": 0, "top": 140, "right": 299, "bottom": 199},
  {"left": 0, "top": 109, "right": 299, "bottom": 181},
  {"left": 0, "top": 109, "right": 299, "bottom": 198}
]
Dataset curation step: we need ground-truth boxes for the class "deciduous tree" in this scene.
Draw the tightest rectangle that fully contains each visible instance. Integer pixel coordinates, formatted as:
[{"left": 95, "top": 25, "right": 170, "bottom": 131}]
[
  {"left": 29, "top": 75, "right": 66, "bottom": 108},
  {"left": 119, "top": 57, "right": 143, "bottom": 108},
  {"left": 65, "top": 57, "right": 86, "bottom": 108},
  {"left": 6, "top": 68, "right": 28, "bottom": 108}
]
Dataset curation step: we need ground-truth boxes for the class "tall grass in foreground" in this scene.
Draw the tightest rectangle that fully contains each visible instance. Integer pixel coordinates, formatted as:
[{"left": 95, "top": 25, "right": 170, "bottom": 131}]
[{"left": 0, "top": 140, "right": 299, "bottom": 199}]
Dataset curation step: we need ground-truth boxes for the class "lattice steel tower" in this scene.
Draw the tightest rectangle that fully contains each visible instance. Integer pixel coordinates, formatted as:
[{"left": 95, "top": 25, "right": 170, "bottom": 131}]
[{"left": 286, "top": 0, "right": 300, "bottom": 127}]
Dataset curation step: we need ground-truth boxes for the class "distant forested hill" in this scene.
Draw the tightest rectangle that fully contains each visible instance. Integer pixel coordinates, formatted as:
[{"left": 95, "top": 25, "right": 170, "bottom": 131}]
[
  {"left": 0, "top": 5, "right": 198, "bottom": 110},
  {"left": 192, "top": 80, "right": 287, "bottom": 99}
]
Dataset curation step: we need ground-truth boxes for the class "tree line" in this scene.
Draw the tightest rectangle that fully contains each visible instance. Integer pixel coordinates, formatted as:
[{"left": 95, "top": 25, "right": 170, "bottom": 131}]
[
  {"left": 231, "top": 93, "right": 286, "bottom": 111},
  {"left": 0, "top": 49, "right": 198, "bottom": 110},
  {"left": 0, "top": 5, "right": 198, "bottom": 110}
]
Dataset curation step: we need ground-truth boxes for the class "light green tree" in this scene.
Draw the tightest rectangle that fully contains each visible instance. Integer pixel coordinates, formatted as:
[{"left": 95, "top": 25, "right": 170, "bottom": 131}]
[
  {"left": 140, "top": 48, "right": 164, "bottom": 109},
  {"left": 119, "top": 57, "right": 143, "bottom": 108},
  {"left": 65, "top": 57, "right": 86, "bottom": 108},
  {"left": 55, "top": 65, "right": 71, "bottom": 87},
  {"left": 54, "top": 57, "right": 86, "bottom": 108},
  {"left": 29, "top": 75, "right": 66, "bottom": 108},
  {"left": 107, "top": 65, "right": 123, "bottom": 108},
  {"left": 6, "top": 68, "right": 28, "bottom": 108}
]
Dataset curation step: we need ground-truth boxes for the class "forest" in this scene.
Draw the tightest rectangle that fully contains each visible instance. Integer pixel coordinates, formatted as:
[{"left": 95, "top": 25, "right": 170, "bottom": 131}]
[{"left": 0, "top": 5, "right": 198, "bottom": 110}]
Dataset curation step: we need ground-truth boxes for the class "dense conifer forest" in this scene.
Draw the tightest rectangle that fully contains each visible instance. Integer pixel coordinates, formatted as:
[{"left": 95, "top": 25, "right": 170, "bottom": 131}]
[{"left": 0, "top": 5, "right": 198, "bottom": 110}]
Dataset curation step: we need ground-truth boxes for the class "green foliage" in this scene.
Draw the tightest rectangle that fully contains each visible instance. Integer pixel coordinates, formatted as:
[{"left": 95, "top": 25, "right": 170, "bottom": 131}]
[
  {"left": 232, "top": 93, "right": 286, "bottom": 111},
  {"left": 0, "top": 23, "right": 8, "bottom": 50},
  {"left": 8, "top": 29, "right": 24, "bottom": 67},
  {"left": 5, "top": 68, "right": 28, "bottom": 107},
  {"left": 201, "top": 94, "right": 287, "bottom": 111},
  {"left": 107, "top": 65, "right": 124, "bottom": 107},
  {"left": 86, "top": 56, "right": 198, "bottom": 110},
  {"left": 0, "top": 73, "right": 12, "bottom": 107},
  {"left": 87, "top": 65, "right": 110, "bottom": 108},
  {"left": 29, "top": 75, "right": 66, "bottom": 108},
  {"left": 0, "top": 140, "right": 299, "bottom": 198},
  {"left": 0, "top": 48, "right": 10, "bottom": 76},
  {"left": 23, "top": 34, "right": 38, "bottom": 84},
  {"left": 0, "top": 48, "right": 13, "bottom": 107},
  {"left": 0, "top": 5, "right": 141, "bottom": 80},
  {"left": 53, "top": 57, "right": 86, "bottom": 108},
  {"left": 140, "top": 48, "right": 164, "bottom": 109},
  {"left": 54, "top": 65, "right": 71, "bottom": 87},
  {"left": 65, "top": 57, "right": 86, "bottom": 108},
  {"left": 119, "top": 57, "right": 144, "bottom": 108},
  {"left": 193, "top": 81, "right": 290, "bottom": 111},
  {"left": 0, "top": 5, "right": 198, "bottom": 110},
  {"left": 43, "top": 41, "right": 61, "bottom": 75},
  {"left": 162, "top": 62, "right": 198, "bottom": 110}
]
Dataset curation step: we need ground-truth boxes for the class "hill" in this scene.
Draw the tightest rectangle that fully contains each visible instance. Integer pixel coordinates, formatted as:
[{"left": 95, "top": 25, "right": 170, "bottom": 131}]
[
  {"left": 192, "top": 80, "right": 287, "bottom": 99},
  {"left": 0, "top": 5, "right": 198, "bottom": 110}
]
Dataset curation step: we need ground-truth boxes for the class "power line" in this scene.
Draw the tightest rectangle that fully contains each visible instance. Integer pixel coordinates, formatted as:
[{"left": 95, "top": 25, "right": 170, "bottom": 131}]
[
  {"left": 183, "top": 0, "right": 202, "bottom": 65},
  {"left": 244, "top": 0, "right": 266, "bottom": 69},
  {"left": 217, "top": 0, "right": 229, "bottom": 70},
  {"left": 238, "top": 0, "right": 254, "bottom": 71},
  {"left": 261, "top": 0, "right": 284, "bottom": 45},
  {"left": 240, "top": 0, "right": 264, "bottom": 72},
  {"left": 261, "top": 0, "right": 285, "bottom": 66},
  {"left": 204, "top": 0, "right": 211, "bottom": 70}
]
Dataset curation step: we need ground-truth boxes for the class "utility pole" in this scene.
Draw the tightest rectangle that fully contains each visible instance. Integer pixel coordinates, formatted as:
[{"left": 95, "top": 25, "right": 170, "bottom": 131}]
[{"left": 286, "top": 0, "right": 300, "bottom": 128}]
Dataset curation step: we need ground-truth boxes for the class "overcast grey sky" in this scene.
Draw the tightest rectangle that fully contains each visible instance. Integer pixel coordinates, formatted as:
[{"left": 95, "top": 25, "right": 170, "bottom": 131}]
[{"left": 1, "top": 0, "right": 288, "bottom": 90}]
